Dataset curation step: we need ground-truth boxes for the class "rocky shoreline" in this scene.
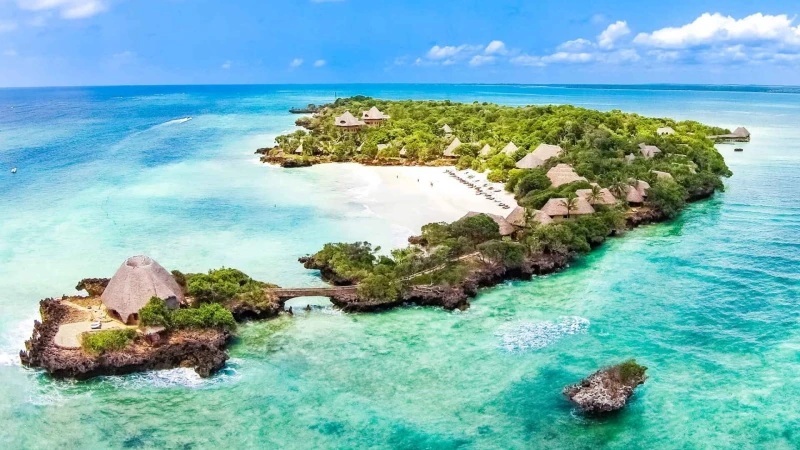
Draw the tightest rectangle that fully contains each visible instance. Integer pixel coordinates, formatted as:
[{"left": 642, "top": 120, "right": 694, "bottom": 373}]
[
  {"left": 257, "top": 149, "right": 452, "bottom": 169},
  {"left": 20, "top": 299, "right": 230, "bottom": 379}
]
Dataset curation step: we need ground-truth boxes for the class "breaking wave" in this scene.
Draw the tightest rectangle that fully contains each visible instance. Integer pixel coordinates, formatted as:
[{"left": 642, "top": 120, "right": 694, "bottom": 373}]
[
  {"left": 496, "top": 316, "right": 590, "bottom": 352},
  {"left": 160, "top": 117, "right": 192, "bottom": 126}
]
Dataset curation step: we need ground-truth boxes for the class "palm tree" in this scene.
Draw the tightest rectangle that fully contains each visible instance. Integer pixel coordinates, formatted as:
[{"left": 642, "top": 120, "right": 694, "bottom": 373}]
[
  {"left": 609, "top": 178, "right": 630, "bottom": 200},
  {"left": 560, "top": 193, "right": 579, "bottom": 219},
  {"left": 587, "top": 185, "right": 604, "bottom": 205}
]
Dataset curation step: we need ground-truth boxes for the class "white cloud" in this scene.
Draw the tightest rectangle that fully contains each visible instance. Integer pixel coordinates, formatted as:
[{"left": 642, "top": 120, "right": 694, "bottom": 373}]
[
  {"left": 484, "top": 40, "right": 507, "bottom": 55},
  {"left": 510, "top": 54, "right": 544, "bottom": 67},
  {"left": 221, "top": 61, "right": 231, "bottom": 69},
  {"left": 597, "top": 21, "right": 630, "bottom": 49},
  {"left": 0, "top": 21, "right": 18, "bottom": 33},
  {"left": 541, "top": 52, "right": 594, "bottom": 64},
  {"left": 426, "top": 44, "right": 481, "bottom": 60},
  {"left": 16, "top": 0, "right": 108, "bottom": 19},
  {"left": 558, "top": 38, "right": 594, "bottom": 52},
  {"left": 442, "top": 59, "right": 456, "bottom": 66},
  {"left": 633, "top": 13, "right": 800, "bottom": 48},
  {"left": 289, "top": 58, "right": 303, "bottom": 68},
  {"left": 313, "top": 59, "right": 326, "bottom": 67},
  {"left": 469, "top": 55, "right": 495, "bottom": 66}
]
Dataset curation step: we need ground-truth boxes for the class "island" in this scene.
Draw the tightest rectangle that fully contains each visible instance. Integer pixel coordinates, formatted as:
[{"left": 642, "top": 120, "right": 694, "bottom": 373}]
[
  {"left": 564, "top": 359, "right": 648, "bottom": 415},
  {"left": 23, "top": 97, "right": 733, "bottom": 382},
  {"left": 259, "top": 96, "right": 732, "bottom": 312}
]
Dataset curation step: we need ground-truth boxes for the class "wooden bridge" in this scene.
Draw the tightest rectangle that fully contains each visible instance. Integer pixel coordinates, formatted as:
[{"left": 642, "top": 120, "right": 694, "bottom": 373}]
[
  {"left": 267, "top": 286, "right": 357, "bottom": 301},
  {"left": 267, "top": 252, "right": 481, "bottom": 301}
]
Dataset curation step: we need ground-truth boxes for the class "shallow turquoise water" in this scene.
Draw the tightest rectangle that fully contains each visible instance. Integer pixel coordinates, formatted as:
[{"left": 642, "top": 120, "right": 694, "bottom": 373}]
[{"left": 1, "top": 85, "right": 799, "bottom": 448}]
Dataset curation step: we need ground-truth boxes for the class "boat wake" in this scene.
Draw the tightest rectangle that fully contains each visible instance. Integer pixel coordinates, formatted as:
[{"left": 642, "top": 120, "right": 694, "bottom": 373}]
[
  {"left": 160, "top": 117, "right": 192, "bottom": 126},
  {"left": 495, "top": 316, "right": 590, "bottom": 352}
]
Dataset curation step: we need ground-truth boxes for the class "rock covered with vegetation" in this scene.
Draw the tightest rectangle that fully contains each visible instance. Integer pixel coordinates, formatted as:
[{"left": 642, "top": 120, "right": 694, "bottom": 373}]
[
  {"left": 20, "top": 299, "right": 230, "bottom": 379},
  {"left": 564, "top": 359, "right": 648, "bottom": 415}
]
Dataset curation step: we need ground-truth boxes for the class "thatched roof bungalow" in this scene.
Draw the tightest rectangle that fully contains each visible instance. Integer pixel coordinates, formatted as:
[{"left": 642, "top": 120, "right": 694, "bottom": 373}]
[
  {"left": 639, "top": 143, "right": 662, "bottom": 159},
  {"left": 576, "top": 187, "right": 617, "bottom": 205},
  {"left": 515, "top": 143, "right": 563, "bottom": 169},
  {"left": 460, "top": 211, "right": 515, "bottom": 236},
  {"left": 506, "top": 206, "right": 553, "bottom": 227},
  {"left": 295, "top": 143, "right": 304, "bottom": 154},
  {"left": 657, "top": 127, "right": 675, "bottom": 136},
  {"left": 101, "top": 255, "right": 184, "bottom": 324},
  {"left": 334, "top": 111, "right": 365, "bottom": 131},
  {"left": 442, "top": 124, "right": 453, "bottom": 135},
  {"left": 362, "top": 106, "right": 390, "bottom": 124},
  {"left": 625, "top": 180, "right": 650, "bottom": 205},
  {"left": 709, "top": 126, "right": 750, "bottom": 142},
  {"left": 540, "top": 197, "right": 595, "bottom": 221},
  {"left": 479, "top": 144, "right": 492, "bottom": 157},
  {"left": 399, "top": 147, "right": 407, "bottom": 157},
  {"left": 501, "top": 142, "right": 518, "bottom": 156},
  {"left": 443, "top": 137, "right": 462, "bottom": 158},
  {"left": 546, "top": 164, "right": 587, "bottom": 187}
]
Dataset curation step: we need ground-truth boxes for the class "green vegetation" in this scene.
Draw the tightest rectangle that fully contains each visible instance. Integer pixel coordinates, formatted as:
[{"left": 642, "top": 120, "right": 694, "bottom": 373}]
[
  {"left": 185, "top": 268, "right": 266, "bottom": 304},
  {"left": 81, "top": 329, "right": 137, "bottom": 355},
  {"left": 614, "top": 359, "right": 648, "bottom": 384},
  {"left": 140, "top": 297, "right": 237, "bottom": 332},
  {"left": 292, "top": 97, "right": 731, "bottom": 299}
]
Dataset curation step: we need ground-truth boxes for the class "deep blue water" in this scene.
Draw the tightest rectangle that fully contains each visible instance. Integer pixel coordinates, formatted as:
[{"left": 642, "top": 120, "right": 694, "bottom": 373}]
[{"left": 0, "top": 84, "right": 799, "bottom": 449}]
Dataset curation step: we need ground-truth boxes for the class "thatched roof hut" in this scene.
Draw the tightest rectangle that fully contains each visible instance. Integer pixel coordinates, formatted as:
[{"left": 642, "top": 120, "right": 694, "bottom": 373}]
[
  {"left": 576, "top": 187, "right": 617, "bottom": 205},
  {"left": 708, "top": 126, "right": 750, "bottom": 141},
  {"left": 295, "top": 143, "right": 304, "bottom": 154},
  {"left": 460, "top": 211, "right": 515, "bottom": 236},
  {"left": 638, "top": 143, "right": 662, "bottom": 159},
  {"left": 443, "top": 137, "right": 462, "bottom": 158},
  {"left": 732, "top": 127, "right": 750, "bottom": 138},
  {"left": 480, "top": 144, "right": 492, "bottom": 157},
  {"left": 625, "top": 180, "right": 650, "bottom": 204},
  {"left": 101, "top": 255, "right": 184, "bottom": 324},
  {"left": 334, "top": 111, "right": 365, "bottom": 129},
  {"left": 377, "top": 144, "right": 390, "bottom": 152},
  {"left": 656, "top": 127, "right": 675, "bottom": 135},
  {"left": 540, "top": 197, "right": 595, "bottom": 219},
  {"left": 546, "top": 164, "right": 587, "bottom": 187},
  {"left": 501, "top": 142, "right": 519, "bottom": 156},
  {"left": 442, "top": 124, "right": 453, "bottom": 134},
  {"left": 651, "top": 170, "right": 673, "bottom": 180},
  {"left": 362, "top": 106, "right": 390, "bottom": 122},
  {"left": 399, "top": 147, "right": 407, "bottom": 157},
  {"left": 506, "top": 206, "right": 553, "bottom": 227},
  {"left": 515, "top": 144, "right": 562, "bottom": 169}
]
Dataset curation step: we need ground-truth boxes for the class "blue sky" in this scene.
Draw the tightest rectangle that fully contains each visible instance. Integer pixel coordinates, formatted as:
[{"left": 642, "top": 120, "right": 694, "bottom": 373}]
[{"left": 1, "top": 0, "right": 800, "bottom": 86}]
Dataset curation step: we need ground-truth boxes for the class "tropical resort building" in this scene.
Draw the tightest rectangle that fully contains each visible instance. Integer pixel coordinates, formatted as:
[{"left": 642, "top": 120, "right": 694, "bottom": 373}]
[
  {"left": 377, "top": 144, "right": 391, "bottom": 152},
  {"left": 334, "top": 111, "right": 365, "bottom": 131},
  {"left": 625, "top": 180, "right": 650, "bottom": 206},
  {"left": 546, "top": 164, "right": 588, "bottom": 187},
  {"left": 460, "top": 211, "right": 515, "bottom": 236},
  {"left": 443, "top": 137, "right": 462, "bottom": 158},
  {"left": 501, "top": 142, "right": 519, "bottom": 156},
  {"left": 639, "top": 143, "right": 662, "bottom": 159},
  {"left": 657, "top": 127, "right": 675, "bottom": 136},
  {"left": 651, "top": 170, "right": 673, "bottom": 180},
  {"left": 362, "top": 106, "right": 390, "bottom": 125},
  {"left": 709, "top": 126, "right": 750, "bottom": 142},
  {"left": 101, "top": 255, "right": 184, "bottom": 324},
  {"left": 399, "top": 147, "right": 407, "bottom": 157},
  {"left": 295, "top": 143, "right": 304, "bottom": 154},
  {"left": 576, "top": 187, "right": 617, "bottom": 206},
  {"left": 540, "top": 197, "right": 595, "bottom": 221},
  {"left": 442, "top": 124, "right": 453, "bottom": 136},
  {"left": 515, "top": 143, "right": 563, "bottom": 169},
  {"left": 505, "top": 206, "right": 553, "bottom": 227},
  {"left": 480, "top": 144, "right": 492, "bottom": 157}
]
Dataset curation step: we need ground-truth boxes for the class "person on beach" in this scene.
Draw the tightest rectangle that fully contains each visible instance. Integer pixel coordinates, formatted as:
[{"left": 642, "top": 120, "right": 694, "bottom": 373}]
[{"left": 286, "top": 306, "right": 293, "bottom": 316}]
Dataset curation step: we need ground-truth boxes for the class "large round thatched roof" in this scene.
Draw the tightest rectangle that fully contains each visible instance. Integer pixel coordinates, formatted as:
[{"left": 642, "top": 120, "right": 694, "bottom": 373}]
[{"left": 100, "top": 255, "right": 184, "bottom": 323}]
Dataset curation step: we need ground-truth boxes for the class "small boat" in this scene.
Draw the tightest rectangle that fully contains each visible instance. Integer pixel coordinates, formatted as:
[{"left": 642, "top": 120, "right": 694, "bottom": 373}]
[
  {"left": 11, "top": 168, "right": 17, "bottom": 174},
  {"left": 734, "top": 148, "right": 744, "bottom": 152},
  {"left": 90, "top": 322, "right": 101, "bottom": 330}
]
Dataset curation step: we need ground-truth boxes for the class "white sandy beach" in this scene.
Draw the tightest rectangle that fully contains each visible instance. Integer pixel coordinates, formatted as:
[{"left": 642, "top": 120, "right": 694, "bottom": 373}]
[{"left": 342, "top": 164, "right": 519, "bottom": 234}]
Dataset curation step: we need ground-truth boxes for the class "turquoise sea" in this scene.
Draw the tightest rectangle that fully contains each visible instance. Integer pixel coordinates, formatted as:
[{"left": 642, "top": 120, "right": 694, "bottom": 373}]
[{"left": 1, "top": 84, "right": 799, "bottom": 449}]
